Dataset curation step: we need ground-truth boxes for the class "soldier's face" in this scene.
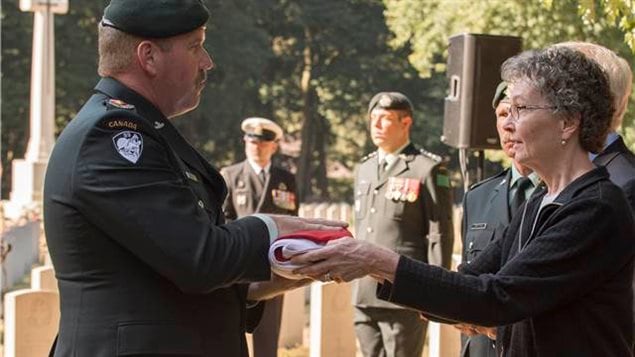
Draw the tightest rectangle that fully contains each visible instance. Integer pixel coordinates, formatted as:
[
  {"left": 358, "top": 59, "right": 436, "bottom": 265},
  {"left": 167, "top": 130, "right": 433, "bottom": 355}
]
[
  {"left": 244, "top": 137, "right": 278, "bottom": 165},
  {"left": 496, "top": 99, "right": 514, "bottom": 158},
  {"left": 159, "top": 27, "right": 214, "bottom": 118},
  {"left": 369, "top": 108, "right": 411, "bottom": 152}
]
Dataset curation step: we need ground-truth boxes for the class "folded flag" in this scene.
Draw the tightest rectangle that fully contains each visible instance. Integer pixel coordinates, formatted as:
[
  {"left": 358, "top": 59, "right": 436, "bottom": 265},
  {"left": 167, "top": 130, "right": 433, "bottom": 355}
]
[{"left": 269, "top": 227, "right": 353, "bottom": 279}]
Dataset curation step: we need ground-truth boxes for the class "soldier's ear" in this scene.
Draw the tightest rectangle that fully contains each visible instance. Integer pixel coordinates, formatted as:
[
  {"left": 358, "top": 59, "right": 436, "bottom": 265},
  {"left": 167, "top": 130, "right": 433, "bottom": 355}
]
[
  {"left": 401, "top": 115, "right": 413, "bottom": 129},
  {"left": 136, "top": 41, "right": 162, "bottom": 76}
]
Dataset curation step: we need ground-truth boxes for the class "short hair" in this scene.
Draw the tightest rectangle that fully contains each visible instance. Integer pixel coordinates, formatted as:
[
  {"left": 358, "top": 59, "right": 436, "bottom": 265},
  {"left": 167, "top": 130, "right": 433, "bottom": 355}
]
[
  {"left": 554, "top": 41, "right": 632, "bottom": 131},
  {"left": 501, "top": 46, "right": 614, "bottom": 153},
  {"left": 98, "top": 25, "right": 173, "bottom": 77}
]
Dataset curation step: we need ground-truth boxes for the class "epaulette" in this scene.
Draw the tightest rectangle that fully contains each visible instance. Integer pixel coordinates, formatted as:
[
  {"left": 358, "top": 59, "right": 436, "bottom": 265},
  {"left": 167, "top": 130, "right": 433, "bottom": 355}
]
[
  {"left": 468, "top": 169, "right": 507, "bottom": 190},
  {"left": 418, "top": 148, "right": 442, "bottom": 163},
  {"left": 105, "top": 98, "right": 136, "bottom": 111},
  {"left": 360, "top": 151, "right": 377, "bottom": 162}
]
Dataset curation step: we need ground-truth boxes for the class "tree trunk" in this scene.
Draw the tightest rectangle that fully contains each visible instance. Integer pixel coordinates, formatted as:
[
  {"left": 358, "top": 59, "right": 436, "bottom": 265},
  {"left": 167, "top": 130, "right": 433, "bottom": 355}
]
[{"left": 297, "top": 26, "right": 329, "bottom": 202}]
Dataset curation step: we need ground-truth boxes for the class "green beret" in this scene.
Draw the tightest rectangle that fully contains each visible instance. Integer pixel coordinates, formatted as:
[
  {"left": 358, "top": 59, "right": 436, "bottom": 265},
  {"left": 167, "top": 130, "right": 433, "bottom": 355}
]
[
  {"left": 102, "top": 0, "right": 209, "bottom": 38},
  {"left": 368, "top": 92, "right": 413, "bottom": 115},
  {"left": 492, "top": 81, "right": 508, "bottom": 109}
]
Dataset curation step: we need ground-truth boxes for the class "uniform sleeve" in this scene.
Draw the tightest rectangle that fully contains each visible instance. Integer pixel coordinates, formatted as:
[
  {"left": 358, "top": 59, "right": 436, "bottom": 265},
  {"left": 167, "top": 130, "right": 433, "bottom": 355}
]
[
  {"left": 378, "top": 195, "right": 633, "bottom": 326},
  {"left": 72, "top": 114, "right": 271, "bottom": 294},
  {"left": 425, "top": 163, "right": 454, "bottom": 269},
  {"left": 220, "top": 168, "right": 238, "bottom": 221}
]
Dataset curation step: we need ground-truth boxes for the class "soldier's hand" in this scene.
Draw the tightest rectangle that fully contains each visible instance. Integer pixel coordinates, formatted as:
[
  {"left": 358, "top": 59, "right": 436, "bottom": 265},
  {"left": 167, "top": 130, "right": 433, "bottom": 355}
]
[{"left": 268, "top": 215, "right": 347, "bottom": 237}]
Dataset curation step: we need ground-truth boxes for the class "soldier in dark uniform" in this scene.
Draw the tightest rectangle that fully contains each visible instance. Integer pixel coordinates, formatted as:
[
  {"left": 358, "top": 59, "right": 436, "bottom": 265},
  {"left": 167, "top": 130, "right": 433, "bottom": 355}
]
[
  {"left": 555, "top": 41, "right": 635, "bottom": 346},
  {"left": 458, "top": 82, "right": 539, "bottom": 357},
  {"left": 351, "top": 92, "right": 454, "bottom": 357},
  {"left": 43, "top": 1, "right": 343, "bottom": 356},
  {"left": 221, "top": 117, "right": 298, "bottom": 357}
]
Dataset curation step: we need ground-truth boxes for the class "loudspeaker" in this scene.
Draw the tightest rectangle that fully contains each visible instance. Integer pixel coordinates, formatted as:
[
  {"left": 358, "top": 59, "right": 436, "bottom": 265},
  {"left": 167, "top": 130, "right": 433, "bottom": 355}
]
[{"left": 441, "top": 33, "right": 522, "bottom": 149}]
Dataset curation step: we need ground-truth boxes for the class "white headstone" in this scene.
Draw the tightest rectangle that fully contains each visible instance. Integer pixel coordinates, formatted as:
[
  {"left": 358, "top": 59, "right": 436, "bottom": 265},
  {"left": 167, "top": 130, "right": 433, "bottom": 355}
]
[
  {"left": 309, "top": 282, "right": 356, "bottom": 357},
  {"left": 31, "top": 265, "right": 57, "bottom": 291},
  {"left": 4, "top": 289, "right": 60, "bottom": 357}
]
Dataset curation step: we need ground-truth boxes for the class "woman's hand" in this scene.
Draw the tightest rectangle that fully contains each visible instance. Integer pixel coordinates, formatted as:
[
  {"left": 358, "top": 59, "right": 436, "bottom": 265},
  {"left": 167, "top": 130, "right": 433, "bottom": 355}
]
[{"left": 290, "top": 237, "right": 400, "bottom": 283}]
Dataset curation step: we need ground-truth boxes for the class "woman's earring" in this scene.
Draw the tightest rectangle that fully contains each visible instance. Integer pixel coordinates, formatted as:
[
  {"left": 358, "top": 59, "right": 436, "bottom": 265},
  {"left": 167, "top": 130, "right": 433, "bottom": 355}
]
[{"left": 561, "top": 139, "right": 567, "bottom": 145}]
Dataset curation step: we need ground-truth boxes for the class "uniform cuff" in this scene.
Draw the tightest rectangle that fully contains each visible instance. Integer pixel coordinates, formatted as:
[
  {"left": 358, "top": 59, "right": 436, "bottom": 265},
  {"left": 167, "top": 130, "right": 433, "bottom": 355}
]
[{"left": 251, "top": 214, "right": 278, "bottom": 244}]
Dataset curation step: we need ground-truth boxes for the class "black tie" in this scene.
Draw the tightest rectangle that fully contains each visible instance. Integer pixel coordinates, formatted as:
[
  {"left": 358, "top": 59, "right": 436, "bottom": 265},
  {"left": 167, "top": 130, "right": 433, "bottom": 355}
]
[{"left": 510, "top": 177, "right": 532, "bottom": 216}]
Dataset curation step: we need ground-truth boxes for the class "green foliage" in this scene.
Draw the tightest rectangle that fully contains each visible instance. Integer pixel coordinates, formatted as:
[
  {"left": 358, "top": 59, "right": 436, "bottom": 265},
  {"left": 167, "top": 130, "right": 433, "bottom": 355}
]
[{"left": 383, "top": 0, "right": 635, "bottom": 152}]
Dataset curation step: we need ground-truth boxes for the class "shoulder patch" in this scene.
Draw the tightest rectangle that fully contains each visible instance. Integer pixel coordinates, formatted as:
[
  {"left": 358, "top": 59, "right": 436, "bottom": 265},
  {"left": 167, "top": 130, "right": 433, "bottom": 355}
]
[
  {"left": 101, "top": 118, "right": 140, "bottom": 131},
  {"left": 418, "top": 148, "right": 442, "bottom": 163},
  {"left": 112, "top": 130, "right": 143, "bottom": 164},
  {"left": 105, "top": 99, "right": 135, "bottom": 111},
  {"left": 360, "top": 151, "right": 377, "bottom": 162}
]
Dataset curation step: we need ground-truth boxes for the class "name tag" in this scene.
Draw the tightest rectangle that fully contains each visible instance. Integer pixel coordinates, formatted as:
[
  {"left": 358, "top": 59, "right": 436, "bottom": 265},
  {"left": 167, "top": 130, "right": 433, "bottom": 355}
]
[{"left": 470, "top": 223, "right": 487, "bottom": 230}]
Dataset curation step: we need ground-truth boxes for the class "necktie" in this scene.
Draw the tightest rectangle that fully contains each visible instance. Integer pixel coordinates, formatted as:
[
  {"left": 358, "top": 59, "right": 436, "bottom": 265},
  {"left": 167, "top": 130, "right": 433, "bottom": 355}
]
[
  {"left": 510, "top": 177, "right": 532, "bottom": 216},
  {"left": 258, "top": 170, "right": 267, "bottom": 184}
]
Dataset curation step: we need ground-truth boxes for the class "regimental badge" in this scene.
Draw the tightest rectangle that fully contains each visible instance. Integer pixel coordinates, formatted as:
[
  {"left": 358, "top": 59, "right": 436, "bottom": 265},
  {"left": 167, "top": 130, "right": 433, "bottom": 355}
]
[
  {"left": 112, "top": 130, "right": 143, "bottom": 163},
  {"left": 272, "top": 189, "right": 296, "bottom": 211},
  {"left": 385, "top": 177, "right": 420, "bottom": 202},
  {"left": 106, "top": 98, "right": 135, "bottom": 111},
  {"left": 154, "top": 121, "right": 165, "bottom": 129},
  {"left": 378, "top": 95, "right": 392, "bottom": 107},
  {"left": 237, "top": 193, "right": 247, "bottom": 206}
]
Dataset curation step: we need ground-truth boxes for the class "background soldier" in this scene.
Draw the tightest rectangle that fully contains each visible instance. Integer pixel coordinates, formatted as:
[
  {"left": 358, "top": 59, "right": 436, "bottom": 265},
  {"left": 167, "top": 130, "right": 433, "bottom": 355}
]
[
  {"left": 457, "top": 82, "right": 539, "bottom": 357},
  {"left": 222, "top": 117, "right": 298, "bottom": 357},
  {"left": 351, "top": 92, "right": 454, "bottom": 357}
]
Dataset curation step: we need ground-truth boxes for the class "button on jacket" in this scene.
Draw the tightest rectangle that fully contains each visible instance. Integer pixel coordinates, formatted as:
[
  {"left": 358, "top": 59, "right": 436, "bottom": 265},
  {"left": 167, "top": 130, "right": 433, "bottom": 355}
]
[{"left": 44, "top": 77, "right": 271, "bottom": 357}]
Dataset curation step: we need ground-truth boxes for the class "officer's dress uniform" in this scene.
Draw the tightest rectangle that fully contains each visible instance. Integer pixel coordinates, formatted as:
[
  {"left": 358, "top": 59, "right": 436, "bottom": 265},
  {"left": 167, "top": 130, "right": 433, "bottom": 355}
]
[
  {"left": 352, "top": 143, "right": 454, "bottom": 357},
  {"left": 221, "top": 160, "right": 298, "bottom": 357},
  {"left": 44, "top": 77, "right": 271, "bottom": 357},
  {"left": 460, "top": 167, "right": 539, "bottom": 357},
  {"left": 592, "top": 133, "right": 635, "bottom": 346}
]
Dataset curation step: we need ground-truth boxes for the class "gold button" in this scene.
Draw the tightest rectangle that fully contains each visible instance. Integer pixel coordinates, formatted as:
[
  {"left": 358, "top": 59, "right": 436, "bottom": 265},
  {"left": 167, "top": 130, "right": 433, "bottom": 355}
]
[
  {"left": 367, "top": 227, "right": 373, "bottom": 233},
  {"left": 370, "top": 208, "right": 376, "bottom": 213},
  {"left": 373, "top": 190, "right": 379, "bottom": 195}
]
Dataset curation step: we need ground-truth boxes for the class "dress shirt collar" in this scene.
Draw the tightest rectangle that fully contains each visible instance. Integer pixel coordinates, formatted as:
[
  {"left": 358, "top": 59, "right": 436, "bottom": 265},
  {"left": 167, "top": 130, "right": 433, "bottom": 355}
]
[
  {"left": 247, "top": 159, "right": 271, "bottom": 175},
  {"left": 589, "top": 131, "right": 619, "bottom": 161},
  {"left": 378, "top": 141, "right": 411, "bottom": 166},
  {"left": 510, "top": 163, "right": 540, "bottom": 189}
]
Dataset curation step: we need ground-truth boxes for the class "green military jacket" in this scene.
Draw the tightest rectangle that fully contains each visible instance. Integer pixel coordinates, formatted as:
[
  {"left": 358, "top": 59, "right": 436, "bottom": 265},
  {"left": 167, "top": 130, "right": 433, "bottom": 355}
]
[{"left": 352, "top": 143, "right": 454, "bottom": 309}]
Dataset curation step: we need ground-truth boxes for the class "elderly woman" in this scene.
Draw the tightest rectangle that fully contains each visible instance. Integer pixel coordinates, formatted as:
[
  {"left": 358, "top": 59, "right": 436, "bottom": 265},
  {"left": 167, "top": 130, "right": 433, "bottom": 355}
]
[{"left": 293, "top": 46, "right": 634, "bottom": 356}]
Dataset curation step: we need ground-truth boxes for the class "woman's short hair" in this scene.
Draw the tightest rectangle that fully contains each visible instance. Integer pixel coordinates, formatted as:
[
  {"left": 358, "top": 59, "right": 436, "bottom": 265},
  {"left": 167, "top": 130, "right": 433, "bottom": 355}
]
[
  {"left": 554, "top": 42, "right": 632, "bottom": 131},
  {"left": 98, "top": 25, "right": 173, "bottom": 77},
  {"left": 501, "top": 46, "right": 614, "bottom": 153}
]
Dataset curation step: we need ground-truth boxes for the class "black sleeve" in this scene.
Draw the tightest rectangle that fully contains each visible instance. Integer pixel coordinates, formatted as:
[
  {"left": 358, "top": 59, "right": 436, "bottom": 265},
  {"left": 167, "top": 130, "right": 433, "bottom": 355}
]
[
  {"left": 378, "top": 196, "right": 632, "bottom": 326},
  {"left": 72, "top": 114, "right": 271, "bottom": 294}
]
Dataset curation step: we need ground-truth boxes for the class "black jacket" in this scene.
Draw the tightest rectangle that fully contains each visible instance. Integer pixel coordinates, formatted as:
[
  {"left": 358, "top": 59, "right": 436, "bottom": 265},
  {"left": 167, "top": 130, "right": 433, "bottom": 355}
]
[
  {"left": 44, "top": 78, "right": 271, "bottom": 357},
  {"left": 593, "top": 135, "right": 635, "bottom": 211},
  {"left": 379, "top": 167, "right": 634, "bottom": 356}
]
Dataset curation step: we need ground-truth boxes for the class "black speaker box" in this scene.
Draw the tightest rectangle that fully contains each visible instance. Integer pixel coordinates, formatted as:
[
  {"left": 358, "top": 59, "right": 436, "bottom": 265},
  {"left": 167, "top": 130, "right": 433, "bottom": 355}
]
[{"left": 442, "top": 33, "right": 522, "bottom": 149}]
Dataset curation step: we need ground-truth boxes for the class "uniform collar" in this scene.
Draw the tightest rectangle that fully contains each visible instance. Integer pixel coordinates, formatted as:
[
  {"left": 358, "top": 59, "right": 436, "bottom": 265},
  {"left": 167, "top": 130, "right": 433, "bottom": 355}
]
[
  {"left": 247, "top": 159, "right": 271, "bottom": 175},
  {"left": 378, "top": 141, "right": 410, "bottom": 166},
  {"left": 510, "top": 163, "right": 540, "bottom": 189},
  {"left": 95, "top": 77, "right": 167, "bottom": 124}
]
